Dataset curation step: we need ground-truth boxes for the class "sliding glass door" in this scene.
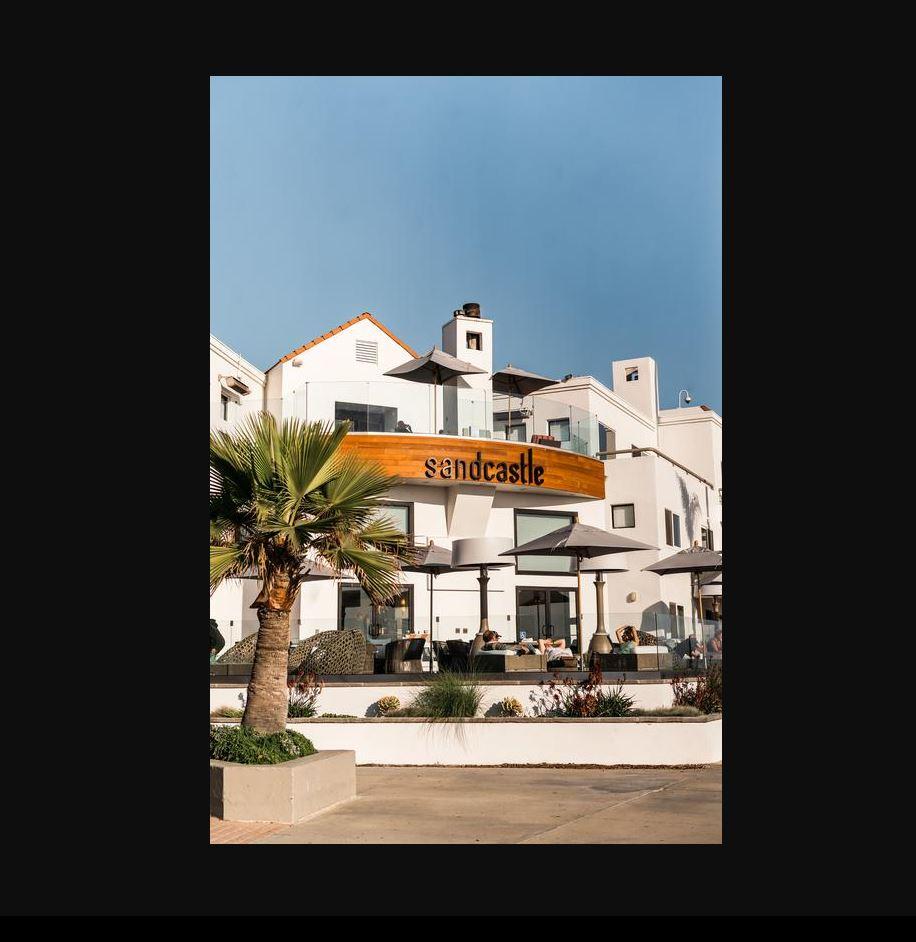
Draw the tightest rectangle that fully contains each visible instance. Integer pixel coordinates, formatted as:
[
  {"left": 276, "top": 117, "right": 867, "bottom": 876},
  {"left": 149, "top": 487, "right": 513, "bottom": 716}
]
[{"left": 516, "top": 588, "right": 579, "bottom": 649}]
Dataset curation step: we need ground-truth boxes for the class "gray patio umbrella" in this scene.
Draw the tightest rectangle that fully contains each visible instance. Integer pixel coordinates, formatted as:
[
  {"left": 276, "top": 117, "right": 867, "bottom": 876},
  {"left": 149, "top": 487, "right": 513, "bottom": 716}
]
[
  {"left": 490, "top": 364, "right": 558, "bottom": 441},
  {"left": 384, "top": 346, "right": 487, "bottom": 434},
  {"left": 401, "top": 541, "right": 456, "bottom": 673},
  {"left": 643, "top": 544, "right": 722, "bottom": 642},
  {"left": 500, "top": 523, "right": 657, "bottom": 667}
]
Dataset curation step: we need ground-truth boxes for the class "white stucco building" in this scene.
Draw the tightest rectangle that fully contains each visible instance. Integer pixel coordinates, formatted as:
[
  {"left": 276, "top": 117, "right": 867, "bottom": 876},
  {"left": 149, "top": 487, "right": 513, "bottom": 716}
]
[{"left": 209, "top": 304, "right": 722, "bottom": 659}]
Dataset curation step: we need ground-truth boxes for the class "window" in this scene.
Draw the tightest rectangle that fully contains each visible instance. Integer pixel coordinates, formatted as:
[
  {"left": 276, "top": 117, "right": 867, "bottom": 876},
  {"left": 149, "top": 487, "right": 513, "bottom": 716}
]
[
  {"left": 625, "top": 366, "right": 639, "bottom": 382},
  {"left": 372, "top": 502, "right": 412, "bottom": 537},
  {"left": 339, "top": 584, "right": 412, "bottom": 645},
  {"left": 355, "top": 339, "right": 378, "bottom": 364},
  {"left": 701, "top": 527, "right": 715, "bottom": 550},
  {"left": 548, "top": 418, "right": 570, "bottom": 442},
  {"left": 514, "top": 510, "right": 576, "bottom": 574},
  {"left": 598, "top": 423, "right": 615, "bottom": 456},
  {"left": 665, "top": 509, "right": 681, "bottom": 547},
  {"left": 335, "top": 401, "right": 397, "bottom": 432},
  {"left": 506, "top": 423, "right": 526, "bottom": 442},
  {"left": 516, "top": 587, "right": 579, "bottom": 650},
  {"left": 612, "top": 504, "right": 635, "bottom": 528},
  {"left": 669, "top": 602, "right": 686, "bottom": 639},
  {"left": 466, "top": 331, "right": 482, "bottom": 351},
  {"left": 220, "top": 395, "right": 229, "bottom": 421}
]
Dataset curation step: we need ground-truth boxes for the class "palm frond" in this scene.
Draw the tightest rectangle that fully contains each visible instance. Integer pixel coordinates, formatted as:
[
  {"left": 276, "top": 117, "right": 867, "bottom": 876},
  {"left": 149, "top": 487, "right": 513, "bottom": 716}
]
[{"left": 210, "top": 413, "right": 408, "bottom": 610}]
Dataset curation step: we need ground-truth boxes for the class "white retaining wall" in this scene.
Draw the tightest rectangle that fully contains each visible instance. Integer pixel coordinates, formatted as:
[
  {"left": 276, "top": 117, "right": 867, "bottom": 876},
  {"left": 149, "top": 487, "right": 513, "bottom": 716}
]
[
  {"left": 210, "top": 680, "right": 677, "bottom": 717},
  {"left": 212, "top": 717, "right": 721, "bottom": 766}
]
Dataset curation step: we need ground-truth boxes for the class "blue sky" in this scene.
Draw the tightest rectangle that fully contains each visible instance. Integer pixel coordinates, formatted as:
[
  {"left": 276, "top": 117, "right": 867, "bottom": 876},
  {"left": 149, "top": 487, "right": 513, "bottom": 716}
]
[{"left": 211, "top": 76, "right": 721, "bottom": 412}]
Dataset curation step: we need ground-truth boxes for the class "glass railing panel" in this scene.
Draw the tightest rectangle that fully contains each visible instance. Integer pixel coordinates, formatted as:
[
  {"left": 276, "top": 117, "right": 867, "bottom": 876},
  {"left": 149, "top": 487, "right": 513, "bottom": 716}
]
[{"left": 211, "top": 387, "right": 605, "bottom": 452}]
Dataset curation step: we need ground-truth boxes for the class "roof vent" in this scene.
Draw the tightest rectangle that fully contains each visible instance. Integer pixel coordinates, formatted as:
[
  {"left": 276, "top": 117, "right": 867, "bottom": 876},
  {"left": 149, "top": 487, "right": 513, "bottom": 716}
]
[
  {"left": 355, "top": 339, "right": 378, "bottom": 364},
  {"left": 461, "top": 302, "right": 481, "bottom": 318}
]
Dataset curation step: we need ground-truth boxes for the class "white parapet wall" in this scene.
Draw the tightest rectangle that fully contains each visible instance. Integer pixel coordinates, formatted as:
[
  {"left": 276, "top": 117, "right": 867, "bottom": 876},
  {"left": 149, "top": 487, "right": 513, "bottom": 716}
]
[
  {"left": 210, "top": 679, "right": 678, "bottom": 717},
  {"left": 211, "top": 717, "right": 721, "bottom": 766}
]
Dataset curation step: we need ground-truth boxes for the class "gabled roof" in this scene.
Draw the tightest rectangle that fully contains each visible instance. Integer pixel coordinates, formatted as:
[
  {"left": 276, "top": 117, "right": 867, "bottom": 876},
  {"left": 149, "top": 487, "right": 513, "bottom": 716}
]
[{"left": 269, "top": 312, "right": 418, "bottom": 370}]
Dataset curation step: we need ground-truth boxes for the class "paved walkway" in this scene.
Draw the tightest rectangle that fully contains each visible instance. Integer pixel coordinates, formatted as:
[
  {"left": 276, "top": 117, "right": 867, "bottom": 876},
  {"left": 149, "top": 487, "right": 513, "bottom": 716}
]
[
  {"left": 209, "top": 818, "right": 286, "bottom": 844},
  {"left": 211, "top": 765, "right": 721, "bottom": 844}
]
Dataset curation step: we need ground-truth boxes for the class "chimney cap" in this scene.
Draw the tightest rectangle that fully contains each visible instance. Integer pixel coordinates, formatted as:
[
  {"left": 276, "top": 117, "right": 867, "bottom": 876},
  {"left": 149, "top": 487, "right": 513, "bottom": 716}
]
[{"left": 461, "top": 302, "right": 481, "bottom": 318}]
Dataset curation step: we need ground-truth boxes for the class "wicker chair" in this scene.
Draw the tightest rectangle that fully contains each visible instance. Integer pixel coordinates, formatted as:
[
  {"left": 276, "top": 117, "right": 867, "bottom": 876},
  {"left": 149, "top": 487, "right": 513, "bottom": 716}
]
[
  {"left": 216, "top": 633, "right": 258, "bottom": 664},
  {"left": 293, "top": 629, "right": 374, "bottom": 675}
]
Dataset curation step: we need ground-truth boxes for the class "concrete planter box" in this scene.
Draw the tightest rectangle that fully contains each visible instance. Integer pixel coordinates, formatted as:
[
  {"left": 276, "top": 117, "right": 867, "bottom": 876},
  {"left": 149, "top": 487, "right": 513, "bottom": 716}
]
[
  {"left": 212, "top": 717, "right": 721, "bottom": 766},
  {"left": 210, "top": 750, "right": 356, "bottom": 823},
  {"left": 211, "top": 678, "right": 680, "bottom": 718},
  {"left": 472, "top": 653, "right": 548, "bottom": 672},
  {"left": 595, "top": 652, "right": 673, "bottom": 671}
]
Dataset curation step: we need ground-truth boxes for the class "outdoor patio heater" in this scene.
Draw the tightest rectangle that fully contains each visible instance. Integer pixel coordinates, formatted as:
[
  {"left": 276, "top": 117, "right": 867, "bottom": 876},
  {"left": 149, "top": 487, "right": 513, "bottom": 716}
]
[{"left": 450, "top": 537, "right": 515, "bottom": 661}]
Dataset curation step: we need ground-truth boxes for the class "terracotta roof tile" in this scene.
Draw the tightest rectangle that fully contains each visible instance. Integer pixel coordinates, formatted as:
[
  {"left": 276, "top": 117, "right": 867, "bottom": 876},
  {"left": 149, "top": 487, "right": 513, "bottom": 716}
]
[{"left": 268, "top": 313, "right": 419, "bottom": 370}]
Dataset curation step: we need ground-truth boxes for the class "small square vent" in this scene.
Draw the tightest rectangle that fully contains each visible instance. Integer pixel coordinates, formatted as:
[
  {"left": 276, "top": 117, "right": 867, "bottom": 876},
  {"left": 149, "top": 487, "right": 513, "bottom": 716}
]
[{"left": 355, "top": 339, "right": 378, "bottom": 364}]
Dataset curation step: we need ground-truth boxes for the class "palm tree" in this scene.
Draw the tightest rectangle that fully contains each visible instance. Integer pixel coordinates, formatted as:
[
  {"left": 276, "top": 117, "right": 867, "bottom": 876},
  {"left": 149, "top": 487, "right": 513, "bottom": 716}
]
[{"left": 210, "top": 413, "right": 411, "bottom": 734}]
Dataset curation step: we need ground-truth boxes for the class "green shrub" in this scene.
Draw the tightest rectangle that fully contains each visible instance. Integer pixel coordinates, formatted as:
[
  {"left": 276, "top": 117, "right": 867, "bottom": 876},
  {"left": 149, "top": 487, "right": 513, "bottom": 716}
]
[
  {"left": 409, "top": 672, "right": 483, "bottom": 718},
  {"left": 387, "top": 706, "right": 425, "bottom": 717},
  {"left": 209, "top": 725, "right": 316, "bottom": 764},
  {"left": 530, "top": 665, "right": 634, "bottom": 717},
  {"left": 592, "top": 685, "right": 636, "bottom": 717},
  {"left": 671, "top": 662, "right": 722, "bottom": 714},
  {"left": 632, "top": 705, "right": 702, "bottom": 716},
  {"left": 210, "top": 706, "right": 244, "bottom": 718},
  {"left": 287, "top": 668, "right": 322, "bottom": 718}
]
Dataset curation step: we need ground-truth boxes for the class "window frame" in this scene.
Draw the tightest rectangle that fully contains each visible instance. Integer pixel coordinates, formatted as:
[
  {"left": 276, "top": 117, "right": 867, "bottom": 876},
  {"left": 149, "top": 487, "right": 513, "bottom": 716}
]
[
  {"left": 611, "top": 503, "right": 636, "bottom": 529},
  {"left": 665, "top": 508, "right": 682, "bottom": 547},
  {"left": 598, "top": 422, "right": 614, "bottom": 456},
  {"left": 466, "top": 331, "right": 483, "bottom": 351},
  {"left": 547, "top": 417, "right": 571, "bottom": 442},
  {"left": 513, "top": 508, "right": 579, "bottom": 576},
  {"left": 374, "top": 500, "right": 414, "bottom": 539},
  {"left": 338, "top": 582, "right": 414, "bottom": 636}
]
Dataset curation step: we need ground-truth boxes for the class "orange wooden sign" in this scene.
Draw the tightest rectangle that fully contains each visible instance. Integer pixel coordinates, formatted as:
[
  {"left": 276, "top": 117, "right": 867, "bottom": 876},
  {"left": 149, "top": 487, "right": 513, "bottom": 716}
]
[{"left": 338, "top": 434, "right": 606, "bottom": 500}]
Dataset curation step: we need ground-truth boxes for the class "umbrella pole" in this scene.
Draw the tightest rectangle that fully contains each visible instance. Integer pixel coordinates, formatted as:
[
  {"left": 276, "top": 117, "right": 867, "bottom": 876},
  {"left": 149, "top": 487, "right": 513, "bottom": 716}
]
[
  {"left": 577, "top": 557, "right": 584, "bottom": 670},
  {"left": 429, "top": 573, "right": 435, "bottom": 673}
]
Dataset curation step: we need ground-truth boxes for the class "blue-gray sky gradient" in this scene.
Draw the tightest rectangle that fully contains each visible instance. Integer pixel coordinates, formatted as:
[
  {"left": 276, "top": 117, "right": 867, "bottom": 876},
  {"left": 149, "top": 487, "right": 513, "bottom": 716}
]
[{"left": 210, "top": 76, "right": 721, "bottom": 412}]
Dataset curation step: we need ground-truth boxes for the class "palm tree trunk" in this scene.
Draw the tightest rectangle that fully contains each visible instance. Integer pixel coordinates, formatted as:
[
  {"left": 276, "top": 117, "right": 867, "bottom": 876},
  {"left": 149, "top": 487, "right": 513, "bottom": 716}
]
[{"left": 242, "top": 579, "right": 294, "bottom": 735}]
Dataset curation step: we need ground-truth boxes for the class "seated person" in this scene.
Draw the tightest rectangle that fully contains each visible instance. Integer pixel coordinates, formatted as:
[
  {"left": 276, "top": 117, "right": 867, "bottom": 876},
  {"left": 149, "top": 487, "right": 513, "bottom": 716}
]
[
  {"left": 707, "top": 628, "right": 723, "bottom": 654},
  {"left": 395, "top": 420, "right": 413, "bottom": 433},
  {"left": 482, "top": 631, "right": 573, "bottom": 659},
  {"left": 541, "top": 638, "right": 574, "bottom": 661},
  {"left": 686, "top": 634, "right": 705, "bottom": 659},
  {"left": 481, "top": 629, "right": 528, "bottom": 653}
]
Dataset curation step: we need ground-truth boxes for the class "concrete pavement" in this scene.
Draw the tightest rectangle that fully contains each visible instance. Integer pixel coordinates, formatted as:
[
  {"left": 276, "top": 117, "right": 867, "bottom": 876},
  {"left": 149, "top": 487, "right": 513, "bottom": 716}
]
[{"left": 247, "top": 765, "right": 721, "bottom": 844}]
